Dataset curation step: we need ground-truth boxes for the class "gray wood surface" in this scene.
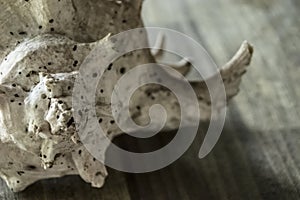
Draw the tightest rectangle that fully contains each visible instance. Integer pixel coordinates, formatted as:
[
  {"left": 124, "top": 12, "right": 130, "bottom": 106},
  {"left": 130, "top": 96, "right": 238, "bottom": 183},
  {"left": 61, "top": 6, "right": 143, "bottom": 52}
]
[{"left": 1, "top": 0, "right": 300, "bottom": 199}]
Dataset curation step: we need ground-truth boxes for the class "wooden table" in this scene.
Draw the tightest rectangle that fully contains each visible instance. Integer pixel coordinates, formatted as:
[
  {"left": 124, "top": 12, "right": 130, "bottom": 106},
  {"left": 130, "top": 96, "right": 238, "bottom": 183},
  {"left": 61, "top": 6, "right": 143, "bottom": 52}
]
[{"left": 1, "top": 0, "right": 300, "bottom": 199}]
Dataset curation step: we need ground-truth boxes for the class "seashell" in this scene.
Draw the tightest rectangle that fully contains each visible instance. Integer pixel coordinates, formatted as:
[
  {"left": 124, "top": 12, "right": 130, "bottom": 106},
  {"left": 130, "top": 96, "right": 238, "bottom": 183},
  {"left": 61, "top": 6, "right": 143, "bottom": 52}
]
[{"left": 0, "top": 0, "right": 253, "bottom": 192}]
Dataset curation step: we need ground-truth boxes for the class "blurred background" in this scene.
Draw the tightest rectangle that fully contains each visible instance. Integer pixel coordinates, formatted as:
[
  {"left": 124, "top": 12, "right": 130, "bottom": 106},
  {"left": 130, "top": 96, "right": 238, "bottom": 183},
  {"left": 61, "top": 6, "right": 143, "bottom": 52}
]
[{"left": 2, "top": 0, "right": 300, "bottom": 199}]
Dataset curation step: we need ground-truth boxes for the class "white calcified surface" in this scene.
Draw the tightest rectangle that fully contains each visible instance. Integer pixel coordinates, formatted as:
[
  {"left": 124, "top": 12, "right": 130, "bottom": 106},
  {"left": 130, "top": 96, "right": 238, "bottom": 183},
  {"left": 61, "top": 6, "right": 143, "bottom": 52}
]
[{"left": 0, "top": 0, "right": 253, "bottom": 192}]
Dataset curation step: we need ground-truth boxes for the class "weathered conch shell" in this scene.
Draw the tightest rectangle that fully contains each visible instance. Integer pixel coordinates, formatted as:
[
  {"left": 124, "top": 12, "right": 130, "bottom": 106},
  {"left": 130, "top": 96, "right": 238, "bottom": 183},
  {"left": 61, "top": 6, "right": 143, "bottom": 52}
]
[{"left": 0, "top": 0, "right": 253, "bottom": 192}]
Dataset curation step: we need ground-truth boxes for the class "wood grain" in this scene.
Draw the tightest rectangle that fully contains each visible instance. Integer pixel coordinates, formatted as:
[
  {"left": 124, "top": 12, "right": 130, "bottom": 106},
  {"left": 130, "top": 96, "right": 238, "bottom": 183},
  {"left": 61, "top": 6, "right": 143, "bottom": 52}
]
[{"left": 1, "top": 0, "right": 300, "bottom": 199}]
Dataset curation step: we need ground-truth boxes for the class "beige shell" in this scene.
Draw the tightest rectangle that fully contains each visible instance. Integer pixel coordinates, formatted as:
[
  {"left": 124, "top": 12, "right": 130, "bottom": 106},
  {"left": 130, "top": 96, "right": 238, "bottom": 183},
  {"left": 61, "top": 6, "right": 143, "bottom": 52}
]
[{"left": 0, "top": 0, "right": 253, "bottom": 192}]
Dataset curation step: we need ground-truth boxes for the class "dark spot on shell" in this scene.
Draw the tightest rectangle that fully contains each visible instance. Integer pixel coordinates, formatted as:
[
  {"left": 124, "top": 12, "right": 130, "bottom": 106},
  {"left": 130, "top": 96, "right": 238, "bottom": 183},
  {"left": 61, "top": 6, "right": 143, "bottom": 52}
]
[
  {"left": 73, "top": 60, "right": 78, "bottom": 67},
  {"left": 73, "top": 45, "right": 77, "bottom": 51},
  {"left": 49, "top": 19, "right": 54, "bottom": 23},
  {"left": 55, "top": 153, "right": 62, "bottom": 158},
  {"left": 17, "top": 171, "right": 25, "bottom": 176},
  {"left": 120, "top": 67, "right": 126, "bottom": 74},
  {"left": 19, "top": 31, "right": 27, "bottom": 35},
  {"left": 108, "top": 63, "right": 113, "bottom": 70}
]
